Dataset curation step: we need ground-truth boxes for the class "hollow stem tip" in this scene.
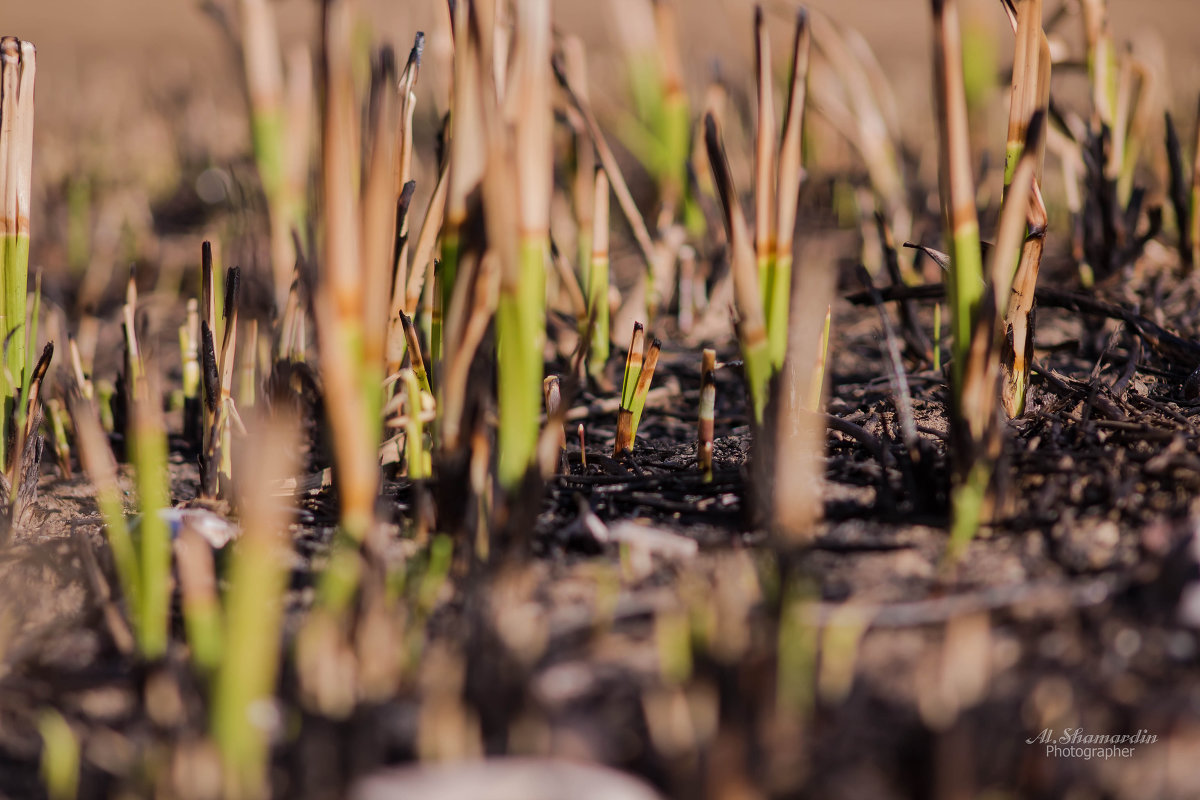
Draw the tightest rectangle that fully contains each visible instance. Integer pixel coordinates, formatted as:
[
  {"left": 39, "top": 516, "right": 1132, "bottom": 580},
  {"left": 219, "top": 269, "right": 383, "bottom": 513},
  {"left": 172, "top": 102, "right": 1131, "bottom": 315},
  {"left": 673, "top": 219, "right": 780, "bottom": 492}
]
[{"left": 698, "top": 348, "right": 716, "bottom": 478}]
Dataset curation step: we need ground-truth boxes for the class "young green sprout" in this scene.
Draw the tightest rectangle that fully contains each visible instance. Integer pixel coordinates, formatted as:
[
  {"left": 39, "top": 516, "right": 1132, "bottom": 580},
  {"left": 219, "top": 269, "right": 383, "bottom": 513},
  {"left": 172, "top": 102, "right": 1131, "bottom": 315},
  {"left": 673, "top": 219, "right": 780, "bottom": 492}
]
[
  {"left": 212, "top": 413, "right": 298, "bottom": 799},
  {"left": 615, "top": 324, "right": 661, "bottom": 454},
  {"left": 627, "top": 338, "right": 661, "bottom": 447},
  {"left": 773, "top": 11, "right": 812, "bottom": 370},
  {"left": 71, "top": 392, "right": 140, "bottom": 645},
  {"left": 131, "top": 384, "right": 172, "bottom": 659},
  {"left": 37, "top": 709, "right": 78, "bottom": 800},
  {"left": 587, "top": 168, "right": 611, "bottom": 382},
  {"left": 703, "top": 8, "right": 810, "bottom": 423},
  {"left": 620, "top": 322, "right": 646, "bottom": 412},
  {"left": 398, "top": 310, "right": 431, "bottom": 396},
  {"left": 46, "top": 398, "right": 71, "bottom": 478},
  {"left": 402, "top": 369, "right": 430, "bottom": 480},
  {"left": 754, "top": 8, "right": 814, "bottom": 370}
]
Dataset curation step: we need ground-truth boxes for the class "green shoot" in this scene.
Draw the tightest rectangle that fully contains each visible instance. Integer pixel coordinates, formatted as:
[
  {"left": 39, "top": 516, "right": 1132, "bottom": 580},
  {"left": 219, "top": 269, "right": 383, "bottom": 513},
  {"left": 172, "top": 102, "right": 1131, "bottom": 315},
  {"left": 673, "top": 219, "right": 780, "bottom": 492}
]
[
  {"left": 494, "top": 0, "right": 551, "bottom": 490},
  {"left": 931, "top": 0, "right": 991, "bottom": 552},
  {"left": 615, "top": 337, "right": 661, "bottom": 454},
  {"left": 175, "top": 525, "right": 223, "bottom": 673},
  {"left": 212, "top": 414, "right": 298, "bottom": 799},
  {"left": 620, "top": 322, "right": 646, "bottom": 412},
  {"left": 131, "top": 391, "right": 171, "bottom": 659},
  {"left": 0, "top": 38, "right": 35, "bottom": 471},
  {"left": 37, "top": 709, "right": 79, "bottom": 800},
  {"left": 587, "top": 168, "right": 611, "bottom": 382}
]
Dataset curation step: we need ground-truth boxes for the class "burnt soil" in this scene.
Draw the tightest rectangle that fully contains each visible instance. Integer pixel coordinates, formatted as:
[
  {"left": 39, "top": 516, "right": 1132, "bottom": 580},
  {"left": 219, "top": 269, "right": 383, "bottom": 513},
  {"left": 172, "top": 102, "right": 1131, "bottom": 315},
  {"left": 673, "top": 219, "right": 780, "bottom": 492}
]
[{"left": 2, "top": 232, "right": 1200, "bottom": 799}]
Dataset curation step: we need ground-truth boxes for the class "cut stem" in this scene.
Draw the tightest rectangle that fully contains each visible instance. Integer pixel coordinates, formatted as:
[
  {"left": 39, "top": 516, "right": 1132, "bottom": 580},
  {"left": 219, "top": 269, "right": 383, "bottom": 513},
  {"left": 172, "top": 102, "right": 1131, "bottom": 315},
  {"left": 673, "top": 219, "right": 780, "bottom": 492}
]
[
  {"left": 698, "top": 348, "right": 716, "bottom": 480},
  {"left": 0, "top": 38, "right": 35, "bottom": 470}
]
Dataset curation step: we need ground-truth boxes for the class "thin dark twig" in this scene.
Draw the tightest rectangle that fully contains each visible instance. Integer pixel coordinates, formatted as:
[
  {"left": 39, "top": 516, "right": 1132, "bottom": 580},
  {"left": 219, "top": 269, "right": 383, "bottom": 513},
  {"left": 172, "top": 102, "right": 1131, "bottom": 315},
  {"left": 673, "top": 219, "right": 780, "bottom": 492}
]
[
  {"left": 847, "top": 282, "right": 1200, "bottom": 363},
  {"left": 856, "top": 265, "right": 919, "bottom": 462}
]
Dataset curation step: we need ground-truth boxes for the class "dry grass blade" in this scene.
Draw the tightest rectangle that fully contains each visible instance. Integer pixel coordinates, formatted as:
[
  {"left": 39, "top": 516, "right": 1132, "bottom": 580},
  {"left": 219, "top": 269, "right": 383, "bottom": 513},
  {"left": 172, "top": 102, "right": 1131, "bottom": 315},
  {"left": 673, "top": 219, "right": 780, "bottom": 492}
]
[
  {"left": 587, "top": 168, "right": 611, "bottom": 380},
  {"left": 704, "top": 113, "right": 770, "bottom": 425},
  {"left": 440, "top": 249, "right": 497, "bottom": 453},
  {"left": 400, "top": 154, "right": 449, "bottom": 319},
  {"left": 772, "top": 227, "right": 835, "bottom": 544},
  {"left": 564, "top": 36, "right": 595, "bottom": 273},
  {"left": 999, "top": 0, "right": 1050, "bottom": 419},
  {"left": 540, "top": 375, "right": 566, "bottom": 475},
  {"left": 1080, "top": 0, "right": 1117, "bottom": 133},
  {"left": 218, "top": 267, "right": 240, "bottom": 407},
  {"left": 396, "top": 32, "right": 423, "bottom": 200},
  {"left": 388, "top": 35, "right": 422, "bottom": 341},
  {"left": 549, "top": 239, "right": 586, "bottom": 321},
  {"left": 619, "top": 321, "right": 645, "bottom": 411},
  {"left": 439, "top": 0, "right": 487, "bottom": 371},
  {"left": 361, "top": 48, "right": 400, "bottom": 373},
  {"left": 992, "top": 112, "right": 1044, "bottom": 315},
  {"left": 70, "top": 392, "right": 139, "bottom": 642},
  {"left": 554, "top": 57, "right": 659, "bottom": 291},
  {"left": 770, "top": 9, "right": 811, "bottom": 370},
  {"left": 697, "top": 348, "right": 716, "bottom": 480},
  {"left": 315, "top": 0, "right": 377, "bottom": 541},
  {"left": 398, "top": 310, "right": 430, "bottom": 396},
  {"left": 932, "top": 0, "right": 984, "bottom": 384},
  {"left": 1003, "top": 0, "right": 1049, "bottom": 190},
  {"left": 808, "top": 12, "right": 911, "bottom": 275},
  {"left": 774, "top": 8, "right": 811, "bottom": 277},
  {"left": 754, "top": 6, "right": 777, "bottom": 285}
]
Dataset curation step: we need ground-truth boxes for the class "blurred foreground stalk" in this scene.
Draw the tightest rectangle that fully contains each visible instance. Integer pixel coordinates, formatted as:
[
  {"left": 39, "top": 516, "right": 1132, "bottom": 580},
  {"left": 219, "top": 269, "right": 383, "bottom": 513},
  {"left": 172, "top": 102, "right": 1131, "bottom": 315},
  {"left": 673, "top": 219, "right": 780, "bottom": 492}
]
[{"left": 212, "top": 413, "right": 298, "bottom": 800}]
